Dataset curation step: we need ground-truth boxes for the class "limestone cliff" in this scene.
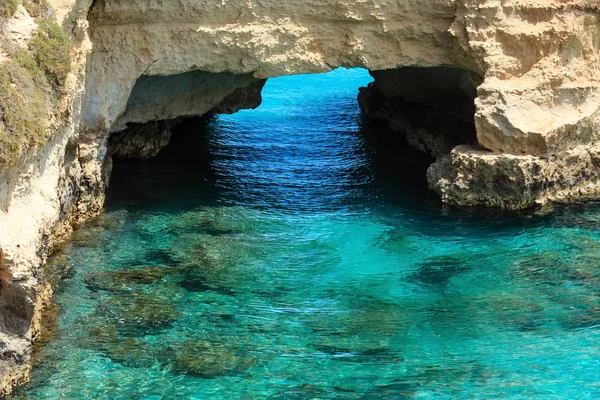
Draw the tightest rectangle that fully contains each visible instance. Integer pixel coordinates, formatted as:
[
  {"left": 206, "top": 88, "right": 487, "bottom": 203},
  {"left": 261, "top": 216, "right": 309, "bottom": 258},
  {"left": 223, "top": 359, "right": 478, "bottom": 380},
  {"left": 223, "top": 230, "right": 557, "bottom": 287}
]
[{"left": 0, "top": 0, "right": 599, "bottom": 395}]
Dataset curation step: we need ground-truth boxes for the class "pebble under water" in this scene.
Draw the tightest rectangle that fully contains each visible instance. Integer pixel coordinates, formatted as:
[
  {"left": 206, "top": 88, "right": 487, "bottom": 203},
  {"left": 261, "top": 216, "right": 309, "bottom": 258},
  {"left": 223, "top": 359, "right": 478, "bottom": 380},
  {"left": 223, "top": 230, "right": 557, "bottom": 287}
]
[{"left": 15, "top": 68, "right": 600, "bottom": 399}]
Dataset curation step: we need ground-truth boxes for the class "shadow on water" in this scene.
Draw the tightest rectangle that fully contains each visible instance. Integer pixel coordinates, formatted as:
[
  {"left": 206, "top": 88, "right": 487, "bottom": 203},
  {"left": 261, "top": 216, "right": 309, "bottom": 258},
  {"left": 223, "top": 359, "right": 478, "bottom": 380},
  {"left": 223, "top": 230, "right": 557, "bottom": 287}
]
[{"left": 106, "top": 116, "right": 218, "bottom": 210}]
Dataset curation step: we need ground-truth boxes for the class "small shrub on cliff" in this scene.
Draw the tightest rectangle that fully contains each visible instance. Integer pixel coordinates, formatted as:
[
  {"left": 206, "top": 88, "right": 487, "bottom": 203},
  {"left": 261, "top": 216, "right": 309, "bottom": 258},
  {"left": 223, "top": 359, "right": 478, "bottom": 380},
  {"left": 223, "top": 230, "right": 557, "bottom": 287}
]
[
  {"left": 0, "top": 52, "right": 51, "bottom": 166},
  {"left": 0, "top": 0, "right": 19, "bottom": 18},
  {"left": 13, "top": 48, "right": 49, "bottom": 88},
  {"left": 29, "top": 19, "right": 72, "bottom": 90},
  {"left": 22, "top": 0, "right": 50, "bottom": 18},
  {"left": 0, "top": 4, "right": 71, "bottom": 166}
]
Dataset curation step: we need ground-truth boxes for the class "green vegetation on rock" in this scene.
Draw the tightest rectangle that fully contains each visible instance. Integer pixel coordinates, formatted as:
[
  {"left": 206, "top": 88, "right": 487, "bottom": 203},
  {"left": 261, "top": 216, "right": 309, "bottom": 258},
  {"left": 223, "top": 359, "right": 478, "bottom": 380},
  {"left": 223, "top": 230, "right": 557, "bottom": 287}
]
[
  {"left": 0, "top": 53, "right": 49, "bottom": 165},
  {"left": 22, "top": 0, "right": 49, "bottom": 17},
  {"left": 30, "top": 19, "right": 72, "bottom": 90},
  {"left": 0, "top": 0, "right": 19, "bottom": 18},
  {"left": 0, "top": 10, "right": 72, "bottom": 166}
]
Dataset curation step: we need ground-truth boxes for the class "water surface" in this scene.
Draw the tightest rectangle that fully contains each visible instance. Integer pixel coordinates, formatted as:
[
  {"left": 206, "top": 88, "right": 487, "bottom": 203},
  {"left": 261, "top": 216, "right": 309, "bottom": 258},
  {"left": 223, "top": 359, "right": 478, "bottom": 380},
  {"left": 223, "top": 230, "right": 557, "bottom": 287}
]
[{"left": 15, "top": 68, "right": 600, "bottom": 399}]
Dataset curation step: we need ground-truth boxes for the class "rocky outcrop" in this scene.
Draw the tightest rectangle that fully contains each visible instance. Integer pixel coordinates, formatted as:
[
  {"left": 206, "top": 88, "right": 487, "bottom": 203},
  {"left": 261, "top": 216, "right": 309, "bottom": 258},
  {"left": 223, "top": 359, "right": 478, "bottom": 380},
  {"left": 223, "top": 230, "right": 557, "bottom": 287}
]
[
  {"left": 0, "top": 1, "right": 97, "bottom": 395},
  {"left": 428, "top": 144, "right": 600, "bottom": 209},
  {"left": 0, "top": 0, "right": 599, "bottom": 395},
  {"left": 424, "top": 0, "right": 600, "bottom": 208},
  {"left": 108, "top": 120, "right": 174, "bottom": 160}
]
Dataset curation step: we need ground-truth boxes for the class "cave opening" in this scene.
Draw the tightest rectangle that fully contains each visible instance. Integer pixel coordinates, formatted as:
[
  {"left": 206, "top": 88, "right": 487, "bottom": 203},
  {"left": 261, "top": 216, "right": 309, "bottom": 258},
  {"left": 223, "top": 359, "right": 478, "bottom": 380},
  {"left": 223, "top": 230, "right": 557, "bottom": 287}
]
[{"left": 105, "top": 66, "right": 480, "bottom": 210}]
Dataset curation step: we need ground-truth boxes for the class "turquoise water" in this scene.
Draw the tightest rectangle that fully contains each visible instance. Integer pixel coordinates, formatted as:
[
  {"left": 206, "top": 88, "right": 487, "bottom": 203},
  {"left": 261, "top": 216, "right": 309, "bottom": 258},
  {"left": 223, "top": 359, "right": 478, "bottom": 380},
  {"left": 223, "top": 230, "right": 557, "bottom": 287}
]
[{"left": 15, "top": 68, "right": 600, "bottom": 399}]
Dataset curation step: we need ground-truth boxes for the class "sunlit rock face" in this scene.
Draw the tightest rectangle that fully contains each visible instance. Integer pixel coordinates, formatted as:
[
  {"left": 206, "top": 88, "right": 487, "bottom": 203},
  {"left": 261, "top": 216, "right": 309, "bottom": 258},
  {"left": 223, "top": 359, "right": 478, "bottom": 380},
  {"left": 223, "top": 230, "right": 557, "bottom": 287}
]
[{"left": 82, "top": 0, "right": 465, "bottom": 133}]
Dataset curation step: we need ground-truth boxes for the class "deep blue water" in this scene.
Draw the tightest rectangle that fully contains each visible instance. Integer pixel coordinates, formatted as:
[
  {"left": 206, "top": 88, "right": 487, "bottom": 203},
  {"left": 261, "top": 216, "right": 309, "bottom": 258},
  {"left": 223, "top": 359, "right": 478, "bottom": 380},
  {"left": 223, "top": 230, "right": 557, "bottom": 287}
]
[{"left": 14, "top": 68, "right": 600, "bottom": 399}]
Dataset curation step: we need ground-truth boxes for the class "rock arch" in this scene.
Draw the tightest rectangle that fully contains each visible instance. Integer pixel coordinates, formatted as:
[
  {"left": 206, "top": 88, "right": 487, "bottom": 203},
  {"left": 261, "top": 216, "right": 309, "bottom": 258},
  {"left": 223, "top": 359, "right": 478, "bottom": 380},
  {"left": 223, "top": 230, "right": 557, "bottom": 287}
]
[{"left": 76, "top": 0, "right": 600, "bottom": 209}]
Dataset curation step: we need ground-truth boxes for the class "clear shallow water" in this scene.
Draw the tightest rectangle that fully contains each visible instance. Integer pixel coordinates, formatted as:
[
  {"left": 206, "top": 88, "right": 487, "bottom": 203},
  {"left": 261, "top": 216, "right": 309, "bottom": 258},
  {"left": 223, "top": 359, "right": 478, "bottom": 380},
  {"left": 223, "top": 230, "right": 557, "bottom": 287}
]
[{"left": 14, "top": 68, "right": 600, "bottom": 399}]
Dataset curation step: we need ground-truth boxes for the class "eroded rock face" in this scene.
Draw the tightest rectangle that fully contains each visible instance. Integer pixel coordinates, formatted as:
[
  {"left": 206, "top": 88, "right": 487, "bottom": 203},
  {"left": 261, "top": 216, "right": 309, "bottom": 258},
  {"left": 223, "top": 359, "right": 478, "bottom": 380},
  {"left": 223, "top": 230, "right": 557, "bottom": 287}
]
[
  {"left": 111, "top": 71, "right": 265, "bottom": 132},
  {"left": 107, "top": 74, "right": 266, "bottom": 159},
  {"left": 108, "top": 120, "right": 174, "bottom": 160},
  {"left": 428, "top": 144, "right": 600, "bottom": 209},
  {"left": 82, "top": 0, "right": 466, "bottom": 134}
]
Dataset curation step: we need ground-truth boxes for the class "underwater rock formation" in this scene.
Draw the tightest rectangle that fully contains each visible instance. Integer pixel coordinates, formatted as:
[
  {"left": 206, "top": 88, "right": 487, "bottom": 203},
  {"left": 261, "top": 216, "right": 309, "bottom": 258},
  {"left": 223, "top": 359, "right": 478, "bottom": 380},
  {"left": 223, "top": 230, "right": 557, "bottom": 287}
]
[
  {"left": 0, "top": 0, "right": 599, "bottom": 394},
  {"left": 160, "top": 340, "right": 257, "bottom": 378}
]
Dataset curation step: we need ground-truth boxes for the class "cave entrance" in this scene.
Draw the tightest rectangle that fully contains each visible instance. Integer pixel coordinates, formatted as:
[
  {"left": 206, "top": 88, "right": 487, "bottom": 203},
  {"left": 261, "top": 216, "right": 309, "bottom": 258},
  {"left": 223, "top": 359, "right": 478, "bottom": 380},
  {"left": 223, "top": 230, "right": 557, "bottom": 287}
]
[
  {"left": 359, "top": 67, "right": 481, "bottom": 158},
  {"left": 106, "top": 67, "right": 480, "bottom": 208},
  {"left": 105, "top": 67, "right": 479, "bottom": 212}
]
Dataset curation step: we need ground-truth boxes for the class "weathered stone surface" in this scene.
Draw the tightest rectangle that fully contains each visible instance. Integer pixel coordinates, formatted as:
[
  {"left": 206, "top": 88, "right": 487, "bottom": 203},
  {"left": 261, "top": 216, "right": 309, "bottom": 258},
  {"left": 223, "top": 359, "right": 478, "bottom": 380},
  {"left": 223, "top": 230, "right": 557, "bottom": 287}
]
[
  {"left": 0, "top": 0, "right": 95, "bottom": 393},
  {"left": 428, "top": 145, "right": 600, "bottom": 209},
  {"left": 108, "top": 120, "right": 174, "bottom": 160},
  {"left": 77, "top": 0, "right": 600, "bottom": 208},
  {"left": 6, "top": 5, "right": 36, "bottom": 47},
  {"left": 110, "top": 71, "right": 264, "bottom": 132},
  {"left": 107, "top": 76, "right": 266, "bottom": 159},
  {"left": 81, "top": 0, "right": 465, "bottom": 133}
]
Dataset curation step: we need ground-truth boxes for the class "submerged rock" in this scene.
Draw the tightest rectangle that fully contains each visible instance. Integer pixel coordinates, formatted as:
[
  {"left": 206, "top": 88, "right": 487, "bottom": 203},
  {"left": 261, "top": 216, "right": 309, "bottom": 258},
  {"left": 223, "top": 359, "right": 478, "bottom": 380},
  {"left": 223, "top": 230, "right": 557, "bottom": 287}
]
[
  {"left": 177, "top": 234, "right": 250, "bottom": 269},
  {"left": 375, "top": 227, "right": 414, "bottom": 254},
  {"left": 267, "top": 384, "right": 332, "bottom": 400},
  {"left": 82, "top": 319, "right": 159, "bottom": 368},
  {"left": 176, "top": 264, "right": 237, "bottom": 295},
  {"left": 559, "top": 300, "right": 600, "bottom": 331},
  {"left": 512, "top": 252, "right": 565, "bottom": 283},
  {"left": 139, "top": 249, "right": 182, "bottom": 267},
  {"left": 425, "top": 294, "right": 547, "bottom": 335},
  {"left": 68, "top": 227, "right": 105, "bottom": 249},
  {"left": 161, "top": 340, "right": 256, "bottom": 378},
  {"left": 309, "top": 301, "right": 409, "bottom": 363},
  {"left": 169, "top": 207, "right": 255, "bottom": 236},
  {"left": 359, "top": 382, "right": 416, "bottom": 399},
  {"left": 407, "top": 256, "right": 468, "bottom": 286},
  {"left": 84, "top": 265, "right": 171, "bottom": 293},
  {"left": 172, "top": 233, "right": 260, "bottom": 294},
  {"left": 104, "top": 337, "right": 158, "bottom": 369},
  {"left": 96, "top": 292, "right": 183, "bottom": 336}
]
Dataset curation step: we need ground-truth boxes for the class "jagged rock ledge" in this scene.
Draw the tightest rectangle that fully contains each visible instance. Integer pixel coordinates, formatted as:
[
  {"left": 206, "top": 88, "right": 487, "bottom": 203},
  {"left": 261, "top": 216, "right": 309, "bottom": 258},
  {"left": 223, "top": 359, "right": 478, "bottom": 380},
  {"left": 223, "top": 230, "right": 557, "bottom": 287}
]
[
  {"left": 428, "top": 145, "right": 600, "bottom": 209},
  {"left": 358, "top": 65, "right": 600, "bottom": 209}
]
